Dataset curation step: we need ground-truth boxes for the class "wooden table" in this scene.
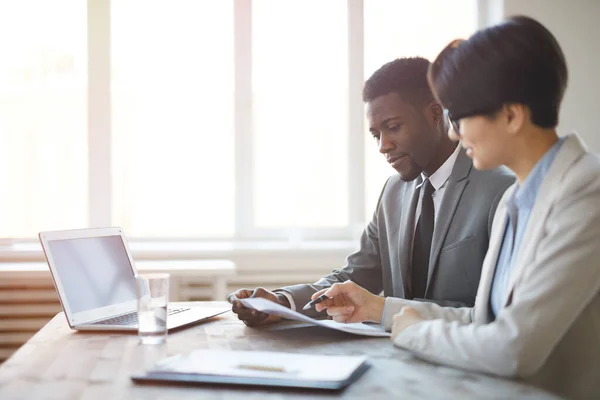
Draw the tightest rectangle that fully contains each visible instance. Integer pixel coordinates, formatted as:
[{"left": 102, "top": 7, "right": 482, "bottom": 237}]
[{"left": 0, "top": 302, "right": 560, "bottom": 400}]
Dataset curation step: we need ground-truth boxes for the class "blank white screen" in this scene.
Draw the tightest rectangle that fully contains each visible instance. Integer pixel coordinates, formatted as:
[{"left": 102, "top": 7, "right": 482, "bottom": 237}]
[{"left": 47, "top": 235, "right": 137, "bottom": 313}]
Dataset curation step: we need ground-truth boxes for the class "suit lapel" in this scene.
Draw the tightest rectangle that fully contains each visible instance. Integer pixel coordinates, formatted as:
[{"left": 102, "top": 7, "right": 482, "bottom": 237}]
[
  {"left": 501, "top": 134, "right": 586, "bottom": 307},
  {"left": 426, "top": 148, "right": 472, "bottom": 292},
  {"left": 500, "top": 198, "right": 550, "bottom": 308},
  {"left": 398, "top": 178, "right": 420, "bottom": 297},
  {"left": 474, "top": 188, "right": 513, "bottom": 323}
]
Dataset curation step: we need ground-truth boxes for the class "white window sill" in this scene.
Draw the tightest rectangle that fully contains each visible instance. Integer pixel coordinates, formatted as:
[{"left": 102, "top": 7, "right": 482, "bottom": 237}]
[{"left": 0, "top": 240, "right": 358, "bottom": 262}]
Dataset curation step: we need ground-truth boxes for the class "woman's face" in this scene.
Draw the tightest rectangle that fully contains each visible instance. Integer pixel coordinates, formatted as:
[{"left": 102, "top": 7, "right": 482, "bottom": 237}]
[{"left": 448, "top": 113, "right": 509, "bottom": 170}]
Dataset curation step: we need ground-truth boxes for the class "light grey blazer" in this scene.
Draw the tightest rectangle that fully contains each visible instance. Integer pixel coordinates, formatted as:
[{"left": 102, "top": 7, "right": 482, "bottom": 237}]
[
  {"left": 385, "top": 134, "right": 600, "bottom": 400},
  {"left": 280, "top": 147, "right": 515, "bottom": 315}
]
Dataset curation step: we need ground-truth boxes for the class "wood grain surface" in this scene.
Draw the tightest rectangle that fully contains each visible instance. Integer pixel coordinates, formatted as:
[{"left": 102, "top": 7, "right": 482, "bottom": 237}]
[{"left": 0, "top": 302, "right": 560, "bottom": 400}]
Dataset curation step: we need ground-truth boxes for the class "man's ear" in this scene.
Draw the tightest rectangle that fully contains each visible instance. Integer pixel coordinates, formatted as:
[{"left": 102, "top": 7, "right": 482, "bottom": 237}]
[{"left": 427, "top": 102, "right": 444, "bottom": 126}]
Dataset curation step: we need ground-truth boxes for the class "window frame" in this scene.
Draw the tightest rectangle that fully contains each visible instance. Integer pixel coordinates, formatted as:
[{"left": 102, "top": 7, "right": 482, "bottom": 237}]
[
  {"left": 0, "top": 0, "right": 487, "bottom": 250},
  {"left": 90, "top": 0, "right": 366, "bottom": 242}
]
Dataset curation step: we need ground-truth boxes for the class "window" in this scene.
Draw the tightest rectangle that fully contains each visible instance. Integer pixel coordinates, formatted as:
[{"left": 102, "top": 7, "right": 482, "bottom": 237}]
[
  {"left": 0, "top": 0, "right": 478, "bottom": 243},
  {"left": 252, "top": 0, "right": 348, "bottom": 229},
  {"left": 111, "top": 0, "right": 234, "bottom": 237},
  {"left": 0, "top": 1, "right": 87, "bottom": 238}
]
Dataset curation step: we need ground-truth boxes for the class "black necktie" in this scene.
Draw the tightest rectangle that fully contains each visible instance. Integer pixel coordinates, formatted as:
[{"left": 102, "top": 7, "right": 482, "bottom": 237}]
[{"left": 411, "top": 179, "right": 435, "bottom": 299}]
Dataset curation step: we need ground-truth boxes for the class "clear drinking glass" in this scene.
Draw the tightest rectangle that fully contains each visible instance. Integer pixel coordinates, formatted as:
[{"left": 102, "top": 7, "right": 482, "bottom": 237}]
[{"left": 136, "top": 273, "right": 170, "bottom": 344}]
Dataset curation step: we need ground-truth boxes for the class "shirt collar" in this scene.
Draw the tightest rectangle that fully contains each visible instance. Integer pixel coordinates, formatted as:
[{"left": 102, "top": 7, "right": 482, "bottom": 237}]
[
  {"left": 420, "top": 144, "right": 461, "bottom": 191},
  {"left": 512, "top": 137, "right": 566, "bottom": 209}
]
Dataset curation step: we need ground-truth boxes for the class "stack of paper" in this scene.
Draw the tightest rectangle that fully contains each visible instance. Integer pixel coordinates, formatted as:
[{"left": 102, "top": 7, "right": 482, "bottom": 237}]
[
  {"left": 154, "top": 349, "right": 367, "bottom": 382},
  {"left": 240, "top": 297, "right": 391, "bottom": 337}
]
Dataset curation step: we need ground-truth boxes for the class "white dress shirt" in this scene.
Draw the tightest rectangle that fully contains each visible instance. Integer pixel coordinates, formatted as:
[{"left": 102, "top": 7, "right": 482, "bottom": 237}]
[{"left": 414, "top": 143, "right": 461, "bottom": 235}]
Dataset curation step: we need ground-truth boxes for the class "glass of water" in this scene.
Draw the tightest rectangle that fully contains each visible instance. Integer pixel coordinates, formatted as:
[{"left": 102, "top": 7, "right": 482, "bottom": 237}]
[{"left": 136, "top": 273, "right": 170, "bottom": 345}]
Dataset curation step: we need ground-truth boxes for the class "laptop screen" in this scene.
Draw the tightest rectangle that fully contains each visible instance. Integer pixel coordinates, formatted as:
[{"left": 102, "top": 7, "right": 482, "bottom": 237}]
[{"left": 47, "top": 235, "right": 138, "bottom": 313}]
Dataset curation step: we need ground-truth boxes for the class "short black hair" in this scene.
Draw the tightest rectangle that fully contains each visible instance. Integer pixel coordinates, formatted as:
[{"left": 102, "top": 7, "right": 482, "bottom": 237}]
[
  {"left": 363, "top": 57, "right": 435, "bottom": 106},
  {"left": 428, "top": 16, "right": 568, "bottom": 128}
]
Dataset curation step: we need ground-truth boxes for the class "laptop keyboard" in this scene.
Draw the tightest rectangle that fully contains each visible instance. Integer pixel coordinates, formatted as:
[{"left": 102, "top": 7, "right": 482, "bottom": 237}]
[{"left": 91, "top": 307, "right": 191, "bottom": 326}]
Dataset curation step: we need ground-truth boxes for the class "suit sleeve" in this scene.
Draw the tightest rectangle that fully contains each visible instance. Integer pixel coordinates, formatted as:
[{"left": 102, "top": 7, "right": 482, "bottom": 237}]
[
  {"left": 393, "top": 179, "right": 600, "bottom": 378},
  {"left": 276, "top": 177, "right": 392, "bottom": 317}
]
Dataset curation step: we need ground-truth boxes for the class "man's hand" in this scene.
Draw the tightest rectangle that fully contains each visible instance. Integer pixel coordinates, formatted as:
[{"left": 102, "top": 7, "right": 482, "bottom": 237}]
[
  {"left": 311, "top": 281, "right": 385, "bottom": 324},
  {"left": 227, "top": 287, "right": 290, "bottom": 327},
  {"left": 391, "top": 307, "right": 425, "bottom": 341}
]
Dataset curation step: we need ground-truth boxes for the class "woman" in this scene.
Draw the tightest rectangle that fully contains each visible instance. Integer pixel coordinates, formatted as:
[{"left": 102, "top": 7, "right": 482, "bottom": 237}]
[{"left": 312, "top": 16, "right": 600, "bottom": 399}]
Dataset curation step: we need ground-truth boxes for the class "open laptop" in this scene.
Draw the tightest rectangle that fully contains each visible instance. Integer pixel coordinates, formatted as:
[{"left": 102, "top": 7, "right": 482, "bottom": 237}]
[{"left": 39, "top": 227, "right": 229, "bottom": 332}]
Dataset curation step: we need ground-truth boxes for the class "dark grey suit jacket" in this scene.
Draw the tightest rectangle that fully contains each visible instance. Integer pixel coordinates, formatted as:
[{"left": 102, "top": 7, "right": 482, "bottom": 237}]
[{"left": 280, "top": 148, "right": 515, "bottom": 315}]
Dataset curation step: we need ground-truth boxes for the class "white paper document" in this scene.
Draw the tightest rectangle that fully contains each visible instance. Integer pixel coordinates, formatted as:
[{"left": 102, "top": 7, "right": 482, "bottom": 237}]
[
  {"left": 153, "top": 349, "right": 368, "bottom": 382},
  {"left": 240, "top": 297, "right": 391, "bottom": 337}
]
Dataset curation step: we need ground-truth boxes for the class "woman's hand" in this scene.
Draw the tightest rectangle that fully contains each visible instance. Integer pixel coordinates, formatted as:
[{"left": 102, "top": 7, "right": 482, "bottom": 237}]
[
  {"left": 312, "top": 281, "right": 385, "bottom": 323},
  {"left": 391, "top": 307, "right": 425, "bottom": 340}
]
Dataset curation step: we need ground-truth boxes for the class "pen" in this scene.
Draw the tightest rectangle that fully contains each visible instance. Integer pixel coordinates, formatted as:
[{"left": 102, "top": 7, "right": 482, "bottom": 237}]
[
  {"left": 237, "top": 364, "right": 286, "bottom": 373},
  {"left": 302, "top": 293, "right": 331, "bottom": 310}
]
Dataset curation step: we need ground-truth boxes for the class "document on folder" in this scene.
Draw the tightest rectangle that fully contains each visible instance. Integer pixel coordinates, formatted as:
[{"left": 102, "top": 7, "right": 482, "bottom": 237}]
[
  {"left": 132, "top": 349, "right": 370, "bottom": 390},
  {"left": 240, "top": 297, "right": 391, "bottom": 337}
]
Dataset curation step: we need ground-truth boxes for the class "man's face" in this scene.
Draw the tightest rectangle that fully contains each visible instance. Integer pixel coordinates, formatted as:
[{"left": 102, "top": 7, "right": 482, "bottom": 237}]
[{"left": 366, "top": 92, "right": 441, "bottom": 181}]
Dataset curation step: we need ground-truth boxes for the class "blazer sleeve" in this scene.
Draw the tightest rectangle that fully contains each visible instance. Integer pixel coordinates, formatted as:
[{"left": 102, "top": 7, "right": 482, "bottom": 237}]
[
  {"left": 393, "top": 181, "right": 600, "bottom": 378},
  {"left": 411, "top": 298, "right": 473, "bottom": 308},
  {"left": 381, "top": 297, "right": 473, "bottom": 331},
  {"left": 276, "top": 177, "right": 391, "bottom": 317}
]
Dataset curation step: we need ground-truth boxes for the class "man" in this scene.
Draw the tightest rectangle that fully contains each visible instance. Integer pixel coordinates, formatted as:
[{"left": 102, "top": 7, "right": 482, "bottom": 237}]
[{"left": 229, "top": 57, "right": 514, "bottom": 326}]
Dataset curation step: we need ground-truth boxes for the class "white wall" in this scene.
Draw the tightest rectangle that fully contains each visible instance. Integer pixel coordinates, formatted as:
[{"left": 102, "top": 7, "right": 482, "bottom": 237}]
[{"left": 495, "top": 0, "right": 600, "bottom": 152}]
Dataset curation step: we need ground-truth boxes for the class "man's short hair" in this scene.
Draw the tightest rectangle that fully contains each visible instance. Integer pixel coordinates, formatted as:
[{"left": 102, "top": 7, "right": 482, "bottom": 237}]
[
  {"left": 363, "top": 57, "right": 435, "bottom": 107},
  {"left": 428, "top": 16, "right": 568, "bottom": 128}
]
